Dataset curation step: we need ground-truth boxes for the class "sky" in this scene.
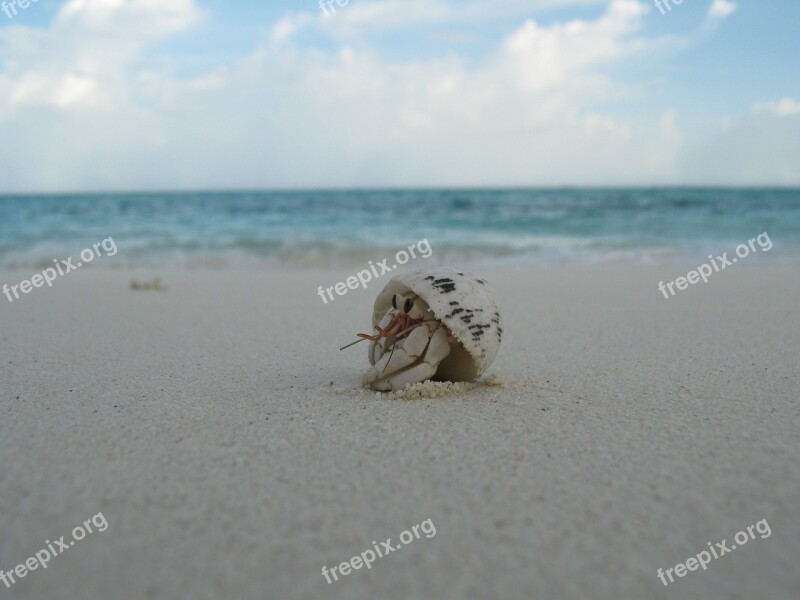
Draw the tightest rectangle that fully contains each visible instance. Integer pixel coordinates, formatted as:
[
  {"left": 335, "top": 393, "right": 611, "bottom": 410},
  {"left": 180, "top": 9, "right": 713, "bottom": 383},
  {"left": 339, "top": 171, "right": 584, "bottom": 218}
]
[{"left": 0, "top": 0, "right": 798, "bottom": 192}]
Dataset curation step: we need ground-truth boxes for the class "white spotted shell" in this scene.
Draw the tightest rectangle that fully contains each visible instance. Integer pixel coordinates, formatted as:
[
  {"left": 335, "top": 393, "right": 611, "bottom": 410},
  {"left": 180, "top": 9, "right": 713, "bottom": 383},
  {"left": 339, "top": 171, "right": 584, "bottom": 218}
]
[{"left": 371, "top": 267, "right": 503, "bottom": 383}]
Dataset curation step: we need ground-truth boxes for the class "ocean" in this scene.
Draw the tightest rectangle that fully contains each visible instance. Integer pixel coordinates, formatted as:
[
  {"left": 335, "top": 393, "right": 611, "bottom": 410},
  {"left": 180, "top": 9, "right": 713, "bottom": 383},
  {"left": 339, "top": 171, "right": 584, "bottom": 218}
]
[{"left": 1, "top": 189, "right": 799, "bottom": 269}]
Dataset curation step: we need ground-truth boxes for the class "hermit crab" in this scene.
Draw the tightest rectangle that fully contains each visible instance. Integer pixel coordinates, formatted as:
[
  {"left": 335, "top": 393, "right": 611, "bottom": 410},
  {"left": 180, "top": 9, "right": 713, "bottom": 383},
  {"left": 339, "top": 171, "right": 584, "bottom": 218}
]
[{"left": 341, "top": 268, "right": 503, "bottom": 391}]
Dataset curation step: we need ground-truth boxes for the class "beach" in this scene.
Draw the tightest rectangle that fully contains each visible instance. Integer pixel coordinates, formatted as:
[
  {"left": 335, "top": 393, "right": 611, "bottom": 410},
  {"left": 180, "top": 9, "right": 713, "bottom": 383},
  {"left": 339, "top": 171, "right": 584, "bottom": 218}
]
[
  {"left": 2, "top": 0, "right": 799, "bottom": 596},
  {"left": 1, "top": 265, "right": 797, "bottom": 599}
]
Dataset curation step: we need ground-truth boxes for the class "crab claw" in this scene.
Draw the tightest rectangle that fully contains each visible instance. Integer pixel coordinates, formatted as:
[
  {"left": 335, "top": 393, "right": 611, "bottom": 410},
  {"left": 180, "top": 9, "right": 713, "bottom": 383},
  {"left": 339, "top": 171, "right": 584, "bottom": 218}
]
[{"left": 366, "top": 317, "right": 452, "bottom": 392}]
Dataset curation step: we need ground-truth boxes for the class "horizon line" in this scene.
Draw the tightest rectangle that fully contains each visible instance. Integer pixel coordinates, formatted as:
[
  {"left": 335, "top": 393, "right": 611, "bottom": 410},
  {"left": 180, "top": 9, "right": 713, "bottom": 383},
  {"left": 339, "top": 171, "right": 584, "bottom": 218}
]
[{"left": 1, "top": 185, "right": 800, "bottom": 197}]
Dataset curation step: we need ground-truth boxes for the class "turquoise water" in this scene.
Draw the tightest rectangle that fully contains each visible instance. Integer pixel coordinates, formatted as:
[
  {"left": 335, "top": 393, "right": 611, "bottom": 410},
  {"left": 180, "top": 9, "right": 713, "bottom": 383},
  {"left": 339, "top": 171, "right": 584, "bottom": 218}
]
[{"left": 1, "top": 189, "right": 799, "bottom": 268}]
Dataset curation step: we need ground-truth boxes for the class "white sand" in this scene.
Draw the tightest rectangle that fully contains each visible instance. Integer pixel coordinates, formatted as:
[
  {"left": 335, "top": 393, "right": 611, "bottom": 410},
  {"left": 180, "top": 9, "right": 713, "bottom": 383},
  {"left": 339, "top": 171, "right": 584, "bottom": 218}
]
[{"left": 0, "top": 266, "right": 798, "bottom": 599}]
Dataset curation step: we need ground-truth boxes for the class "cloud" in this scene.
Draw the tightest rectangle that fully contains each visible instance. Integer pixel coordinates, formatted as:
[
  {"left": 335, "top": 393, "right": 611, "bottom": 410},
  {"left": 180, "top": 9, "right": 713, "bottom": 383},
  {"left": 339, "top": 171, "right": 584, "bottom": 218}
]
[
  {"left": 496, "top": 0, "right": 646, "bottom": 92},
  {"left": 0, "top": 0, "right": 664, "bottom": 189},
  {"left": 318, "top": 0, "right": 607, "bottom": 33},
  {"left": 56, "top": 0, "right": 201, "bottom": 37},
  {"left": 0, "top": 0, "right": 202, "bottom": 111},
  {"left": 680, "top": 107, "right": 800, "bottom": 185},
  {"left": 752, "top": 98, "right": 800, "bottom": 117},
  {"left": 707, "top": 0, "right": 736, "bottom": 21},
  {"left": 0, "top": 0, "right": 795, "bottom": 190}
]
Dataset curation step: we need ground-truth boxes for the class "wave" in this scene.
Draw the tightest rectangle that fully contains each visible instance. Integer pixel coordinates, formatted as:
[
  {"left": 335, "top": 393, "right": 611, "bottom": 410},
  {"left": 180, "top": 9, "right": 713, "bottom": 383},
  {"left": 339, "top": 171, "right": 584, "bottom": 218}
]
[{"left": 1, "top": 189, "right": 799, "bottom": 268}]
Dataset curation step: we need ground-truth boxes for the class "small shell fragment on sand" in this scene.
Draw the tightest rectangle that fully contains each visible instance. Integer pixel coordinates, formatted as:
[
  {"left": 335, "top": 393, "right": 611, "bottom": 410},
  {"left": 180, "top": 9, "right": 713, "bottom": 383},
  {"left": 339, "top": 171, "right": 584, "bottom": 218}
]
[{"left": 130, "top": 277, "right": 164, "bottom": 291}]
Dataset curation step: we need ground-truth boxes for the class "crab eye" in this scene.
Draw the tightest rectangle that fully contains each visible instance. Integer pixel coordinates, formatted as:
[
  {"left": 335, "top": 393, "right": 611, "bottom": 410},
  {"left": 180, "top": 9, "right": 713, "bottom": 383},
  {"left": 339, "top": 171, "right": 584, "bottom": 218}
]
[
  {"left": 391, "top": 294, "right": 398, "bottom": 310},
  {"left": 403, "top": 298, "right": 414, "bottom": 313}
]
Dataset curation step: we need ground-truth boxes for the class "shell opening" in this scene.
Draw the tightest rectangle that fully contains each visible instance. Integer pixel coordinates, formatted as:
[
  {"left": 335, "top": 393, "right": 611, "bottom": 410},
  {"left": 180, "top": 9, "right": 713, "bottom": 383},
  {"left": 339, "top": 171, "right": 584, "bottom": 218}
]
[{"left": 433, "top": 339, "right": 478, "bottom": 382}]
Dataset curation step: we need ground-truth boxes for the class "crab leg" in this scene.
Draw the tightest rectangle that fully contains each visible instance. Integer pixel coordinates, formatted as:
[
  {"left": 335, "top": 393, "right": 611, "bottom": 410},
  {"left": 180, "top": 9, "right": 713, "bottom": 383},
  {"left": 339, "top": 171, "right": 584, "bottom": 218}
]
[
  {"left": 340, "top": 312, "right": 420, "bottom": 352},
  {"left": 340, "top": 313, "right": 403, "bottom": 351},
  {"left": 368, "top": 321, "right": 452, "bottom": 391},
  {"left": 382, "top": 328, "right": 432, "bottom": 374},
  {"left": 381, "top": 322, "right": 431, "bottom": 373}
]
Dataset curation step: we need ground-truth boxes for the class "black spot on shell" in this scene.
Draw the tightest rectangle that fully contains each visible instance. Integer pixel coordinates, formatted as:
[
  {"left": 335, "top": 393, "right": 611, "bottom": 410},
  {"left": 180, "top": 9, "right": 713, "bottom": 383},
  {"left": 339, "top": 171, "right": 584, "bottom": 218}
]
[
  {"left": 431, "top": 278, "right": 456, "bottom": 293},
  {"left": 449, "top": 301, "right": 459, "bottom": 306}
]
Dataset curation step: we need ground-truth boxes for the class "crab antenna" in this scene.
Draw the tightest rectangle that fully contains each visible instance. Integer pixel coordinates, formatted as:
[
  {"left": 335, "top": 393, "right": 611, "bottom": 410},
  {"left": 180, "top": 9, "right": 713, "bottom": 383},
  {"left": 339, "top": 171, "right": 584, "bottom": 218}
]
[
  {"left": 339, "top": 338, "right": 366, "bottom": 351},
  {"left": 381, "top": 344, "right": 397, "bottom": 373}
]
